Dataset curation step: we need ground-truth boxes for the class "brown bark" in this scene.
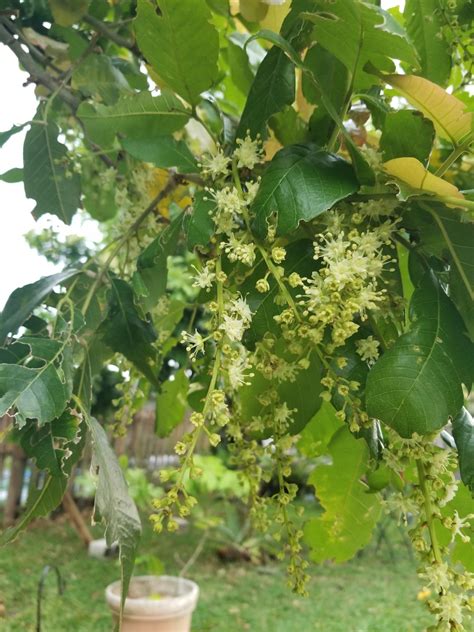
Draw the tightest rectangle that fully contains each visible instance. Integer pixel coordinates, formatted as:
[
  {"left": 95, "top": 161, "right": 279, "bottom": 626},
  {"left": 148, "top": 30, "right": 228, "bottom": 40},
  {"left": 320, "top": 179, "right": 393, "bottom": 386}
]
[{"left": 3, "top": 444, "right": 27, "bottom": 528}]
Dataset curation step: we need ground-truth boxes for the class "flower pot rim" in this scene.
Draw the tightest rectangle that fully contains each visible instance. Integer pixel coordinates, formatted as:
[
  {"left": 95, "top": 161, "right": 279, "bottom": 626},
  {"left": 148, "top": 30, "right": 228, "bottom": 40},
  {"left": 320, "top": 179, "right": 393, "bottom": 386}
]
[{"left": 105, "top": 575, "right": 199, "bottom": 620}]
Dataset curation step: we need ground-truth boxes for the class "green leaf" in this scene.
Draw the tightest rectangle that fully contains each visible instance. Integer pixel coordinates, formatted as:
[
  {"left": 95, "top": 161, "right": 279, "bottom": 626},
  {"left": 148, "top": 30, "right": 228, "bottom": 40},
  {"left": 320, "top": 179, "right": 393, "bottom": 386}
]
[
  {"left": 239, "top": 339, "right": 323, "bottom": 436},
  {"left": 366, "top": 273, "right": 473, "bottom": 437},
  {"left": 133, "top": 215, "right": 183, "bottom": 310},
  {"left": 452, "top": 407, "right": 474, "bottom": 494},
  {"left": 0, "top": 124, "right": 26, "bottom": 148},
  {"left": 380, "top": 111, "right": 435, "bottom": 165},
  {"left": 72, "top": 54, "right": 130, "bottom": 104},
  {"left": 78, "top": 91, "right": 190, "bottom": 145},
  {"left": 236, "top": 47, "right": 295, "bottom": 139},
  {"left": 86, "top": 415, "right": 141, "bottom": 617},
  {"left": 49, "top": 0, "right": 90, "bottom": 26},
  {"left": 297, "top": 401, "right": 343, "bottom": 458},
  {"left": 435, "top": 484, "right": 474, "bottom": 571},
  {"left": 404, "top": 0, "right": 451, "bottom": 86},
  {"left": 0, "top": 270, "right": 79, "bottom": 342},
  {"left": 227, "top": 36, "right": 254, "bottom": 97},
  {"left": 0, "top": 167, "right": 23, "bottom": 183},
  {"left": 185, "top": 191, "right": 215, "bottom": 250},
  {"left": 18, "top": 409, "right": 81, "bottom": 476},
  {"left": 382, "top": 73, "right": 472, "bottom": 145},
  {"left": 155, "top": 368, "right": 189, "bottom": 438},
  {"left": 99, "top": 279, "right": 159, "bottom": 387},
  {"left": 23, "top": 112, "right": 81, "bottom": 224},
  {"left": 0, "top": 336, "right": 74, "bottom": 425},
  {"left": 134, "top": 0, "right": 219, "bottom": 105},
  {"left": 0, "top": 418, "right": 85, "bottom": 545},
  {"left": 251, "top": 144, "right": 358, "bottom": 236},
  {"left": 406, "top": 204, "right": 474, "bottom": 337},
  {"left": 122, "top": 136, "right": 198, "bottom": 173},
  {"left": 304, "top": 426, "right": 381, "bottom": 562},
  {"left": 304, "top": 45, "right": 349, "bottom": 145},
  {"left": 303, "top": 0, "right": 418, "bottom": 88}
]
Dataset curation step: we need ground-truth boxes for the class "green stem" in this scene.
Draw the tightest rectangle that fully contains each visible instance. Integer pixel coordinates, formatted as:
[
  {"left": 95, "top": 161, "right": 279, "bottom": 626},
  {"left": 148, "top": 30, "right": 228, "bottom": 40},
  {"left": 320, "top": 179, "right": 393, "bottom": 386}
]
[
  {"left": 416, "top": 460, "right": 443, "bottom": 566},
  {"left": 435, "top": 139, "right": 472, "bottom": 177}
]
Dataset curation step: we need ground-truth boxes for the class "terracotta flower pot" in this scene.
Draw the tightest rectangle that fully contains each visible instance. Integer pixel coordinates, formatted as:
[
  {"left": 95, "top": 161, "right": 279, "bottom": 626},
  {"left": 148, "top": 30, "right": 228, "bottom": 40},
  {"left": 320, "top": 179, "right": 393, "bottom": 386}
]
[{"left": 105, "top": 575, "right": 199, "bottom": 632}]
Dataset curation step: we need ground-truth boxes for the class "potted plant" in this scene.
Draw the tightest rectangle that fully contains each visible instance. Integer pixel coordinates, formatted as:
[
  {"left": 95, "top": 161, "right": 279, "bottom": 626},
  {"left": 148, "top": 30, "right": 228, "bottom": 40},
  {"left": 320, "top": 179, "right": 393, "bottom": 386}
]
[{"left": 105, "top": 575, "right": 199, "bottom": 632}]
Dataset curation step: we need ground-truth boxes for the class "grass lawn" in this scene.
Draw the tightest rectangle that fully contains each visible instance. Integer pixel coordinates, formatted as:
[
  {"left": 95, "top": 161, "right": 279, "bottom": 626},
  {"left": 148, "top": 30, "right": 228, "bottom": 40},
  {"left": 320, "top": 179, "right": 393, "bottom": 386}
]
[{"left": 0, "top": 509, "right": 433, "bottom": 632}]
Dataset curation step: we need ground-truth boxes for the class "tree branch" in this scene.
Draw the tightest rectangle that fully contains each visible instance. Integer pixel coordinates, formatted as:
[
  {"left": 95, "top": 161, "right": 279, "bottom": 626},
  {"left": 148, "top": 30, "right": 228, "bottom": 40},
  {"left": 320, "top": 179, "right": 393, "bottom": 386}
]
[
  {"left": 0, "top": 18, "right": 80, "bottom": 110},
  {"left": 83, "top": 14, "right": 137, "bottom": 52}
]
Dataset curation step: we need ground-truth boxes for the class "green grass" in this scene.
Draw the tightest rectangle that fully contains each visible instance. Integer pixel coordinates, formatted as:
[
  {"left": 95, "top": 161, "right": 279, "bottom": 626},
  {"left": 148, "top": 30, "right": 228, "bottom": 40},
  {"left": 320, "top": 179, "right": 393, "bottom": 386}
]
[{"left": 0, "top": 510, "right": 433, "bottom": 632}]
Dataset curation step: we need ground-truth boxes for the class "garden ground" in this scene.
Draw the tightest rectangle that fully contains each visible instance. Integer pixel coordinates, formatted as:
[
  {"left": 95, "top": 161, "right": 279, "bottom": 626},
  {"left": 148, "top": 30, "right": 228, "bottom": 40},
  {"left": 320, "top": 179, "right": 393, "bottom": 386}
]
[{"left": 0, "top": 508, "right": 433, "bottom": 632}]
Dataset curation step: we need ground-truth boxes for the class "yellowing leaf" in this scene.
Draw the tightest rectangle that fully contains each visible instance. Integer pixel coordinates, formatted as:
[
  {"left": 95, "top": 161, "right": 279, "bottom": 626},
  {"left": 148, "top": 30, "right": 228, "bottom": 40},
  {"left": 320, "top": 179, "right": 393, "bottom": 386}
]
[
  {"left": 384, "top": 157, "right": 464, "bottom": 200},
  {"left": 384, "top": 74, "right": 472, "bottom": 145},
  {"left": 260, "top": 2, "right": 290, "bottom": 32},
  {"left": 147, "top": 168, "right": 192, "bottom": 217}
]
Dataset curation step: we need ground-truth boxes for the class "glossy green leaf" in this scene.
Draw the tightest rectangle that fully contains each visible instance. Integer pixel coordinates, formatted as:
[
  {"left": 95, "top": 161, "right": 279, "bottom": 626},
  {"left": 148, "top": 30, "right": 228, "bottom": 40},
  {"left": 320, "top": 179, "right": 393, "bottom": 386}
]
[
  {"left": 122, "top": 136, "right": 198, "bottom": 173},
  {"left": 304, "top": 426, "right": 382, "bottom": 562},
  {"left": 155, "top": 368, "right": 189, "bottom": 438},
  {"left": 236, "top": 47, "right": 295, "bottom": 139},
  {"left": 99, "top": 279, "right": 159, "bottom": 387},
  {"left": 0, "top": 336, "right": 74, "bottom": 425},
  {"left": 251, "top": 144, "right": 358, "bottom": 236},
  {"left": 87, "top": 415, "right": 141, "bottom": 616},
  {"left": 452, "top": 407, "right": 474, "bottom": 494},
  {"left": 185, "top": 191, "right": 215, "bottom": 250},
  {"left": 0, "top": 270, "right": 78, "bottom": 342},
  {"left": 380, "top": 111, "right": 435, "bottom": 165},
  {"left": 404, "top": 0, "right": 451, "bottom": 86},
  {"left": 23, "top": 112, "right": 81, "bottom": 224},
  {"left": 303, "top": 0, "right": 418, "bottom": 88},
  {"left": 366, "top": 273, "right": 473, "bottom": 437},
  {"left": 134, "top": 0, "right": 219, "bottom": 105}
]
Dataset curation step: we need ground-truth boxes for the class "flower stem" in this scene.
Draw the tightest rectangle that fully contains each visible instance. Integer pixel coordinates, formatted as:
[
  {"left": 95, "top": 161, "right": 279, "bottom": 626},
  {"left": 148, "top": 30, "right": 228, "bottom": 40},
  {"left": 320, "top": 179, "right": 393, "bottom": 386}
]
[{"left": 416, "top": 459, "right": 443, "bottom": 565}]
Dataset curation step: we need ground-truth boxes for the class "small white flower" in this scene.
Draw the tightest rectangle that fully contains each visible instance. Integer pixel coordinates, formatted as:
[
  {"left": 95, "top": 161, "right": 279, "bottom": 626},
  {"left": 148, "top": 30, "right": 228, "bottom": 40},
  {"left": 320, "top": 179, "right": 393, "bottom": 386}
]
[
  {"left": 220, "top": 314, "right": 246, "bottom": 342},
  {"left": 181, "top": 330, "right": 206, "bottom": 358},
  {"left": 355, "top": 336, "right": 380, "bottom": 362},
  {"left": 233, "top": 135, "right": 264, "bottom": 170},
  {"left": 200, "top": 149, "right": 230, "bottom": 178},
  {"left": 229, "top": 296, "right": 252, "bottom": 325},
  {"left": 420, "top": 562, "right": 451, "bottom": 593},
  {"left": 437, "top": 592, "right": 464, "bottom": 625},
  {"left": 192, "top": 265, "right": 216, "bottom": 290}
]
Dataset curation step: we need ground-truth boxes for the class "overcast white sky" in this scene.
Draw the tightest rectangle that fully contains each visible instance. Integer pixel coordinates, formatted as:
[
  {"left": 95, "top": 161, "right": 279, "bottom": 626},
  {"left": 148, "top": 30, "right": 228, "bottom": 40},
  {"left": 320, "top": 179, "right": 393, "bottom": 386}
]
[{"left": 0, "top": 0, "right": 403, "bottom": 309}]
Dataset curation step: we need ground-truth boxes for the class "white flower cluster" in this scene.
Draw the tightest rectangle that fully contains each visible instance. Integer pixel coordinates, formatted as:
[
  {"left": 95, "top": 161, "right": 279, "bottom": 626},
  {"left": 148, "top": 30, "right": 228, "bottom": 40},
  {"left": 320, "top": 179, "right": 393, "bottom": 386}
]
[{"left": 300, "top": 221, "right": 395, "bottom": 350}]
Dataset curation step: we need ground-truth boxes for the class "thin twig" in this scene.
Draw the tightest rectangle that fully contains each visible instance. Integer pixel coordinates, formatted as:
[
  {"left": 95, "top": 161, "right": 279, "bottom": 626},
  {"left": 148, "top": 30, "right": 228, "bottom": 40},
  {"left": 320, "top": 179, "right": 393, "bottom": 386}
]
[{"left": 83, "top": 14, "right": 136, "bottom": 52}]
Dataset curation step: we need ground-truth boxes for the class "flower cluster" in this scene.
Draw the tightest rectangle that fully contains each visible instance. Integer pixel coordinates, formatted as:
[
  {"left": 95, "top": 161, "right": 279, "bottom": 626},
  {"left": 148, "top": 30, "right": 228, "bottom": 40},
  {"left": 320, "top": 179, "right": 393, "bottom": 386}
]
[
  {"left": 382, "top": 431, "right": 474, "bottom": 629},
  {"left": 300, "top": 218, "right": 395, "bottom": 351}
]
